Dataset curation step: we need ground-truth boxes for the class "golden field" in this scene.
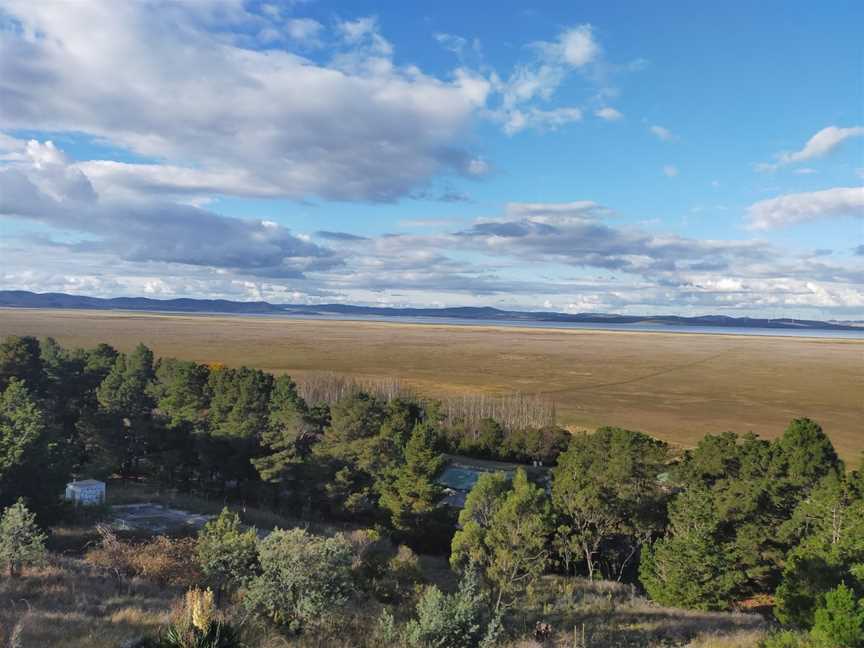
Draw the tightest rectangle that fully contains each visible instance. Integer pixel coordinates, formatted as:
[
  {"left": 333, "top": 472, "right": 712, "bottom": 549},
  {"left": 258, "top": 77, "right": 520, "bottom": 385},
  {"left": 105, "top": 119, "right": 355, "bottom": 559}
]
[{"left": 1, "top": 308, "right": 861, "bottom": 463}]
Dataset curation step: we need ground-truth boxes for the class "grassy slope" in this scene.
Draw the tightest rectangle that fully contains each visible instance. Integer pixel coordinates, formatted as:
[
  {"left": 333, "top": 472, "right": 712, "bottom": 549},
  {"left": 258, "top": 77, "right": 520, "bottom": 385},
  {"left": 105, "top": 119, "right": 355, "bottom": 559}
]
[
  {"left": 0, "top": 558, "right": 768, "bottom": 648},
  {"left": 0, "top": 308, "right": 861, "bottom": 463}
]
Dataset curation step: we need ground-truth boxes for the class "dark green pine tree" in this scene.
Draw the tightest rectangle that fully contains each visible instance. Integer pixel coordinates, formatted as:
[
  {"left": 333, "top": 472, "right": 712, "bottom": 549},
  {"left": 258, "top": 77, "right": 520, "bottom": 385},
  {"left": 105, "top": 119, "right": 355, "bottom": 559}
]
[
  {"left": 380, "top": 421, "right": 444, "bottom": 534},
  {"left": 94, "top": 343, "right": 156, "bottom": 477}
]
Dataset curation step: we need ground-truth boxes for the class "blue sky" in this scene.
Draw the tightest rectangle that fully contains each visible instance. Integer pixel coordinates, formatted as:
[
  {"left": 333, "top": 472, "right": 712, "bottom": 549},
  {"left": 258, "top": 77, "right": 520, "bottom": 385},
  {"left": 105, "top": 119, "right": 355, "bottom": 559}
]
[{"left": 0, "top": 0, "right": 862, "bottom": 317}]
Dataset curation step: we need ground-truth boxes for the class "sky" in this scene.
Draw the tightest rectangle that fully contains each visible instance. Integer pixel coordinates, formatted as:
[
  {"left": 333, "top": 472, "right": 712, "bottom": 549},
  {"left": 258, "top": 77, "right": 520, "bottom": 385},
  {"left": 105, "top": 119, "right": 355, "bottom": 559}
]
[{"left": 0, "top": 0, "right": 862, "bottom": 319}]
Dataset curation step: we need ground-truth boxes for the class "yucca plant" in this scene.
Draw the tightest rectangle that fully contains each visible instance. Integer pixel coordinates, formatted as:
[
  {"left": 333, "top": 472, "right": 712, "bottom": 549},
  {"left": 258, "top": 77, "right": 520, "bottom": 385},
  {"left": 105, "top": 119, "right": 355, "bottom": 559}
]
[{"left": 158, "top": 588, "right": 244, "bottom": 648}]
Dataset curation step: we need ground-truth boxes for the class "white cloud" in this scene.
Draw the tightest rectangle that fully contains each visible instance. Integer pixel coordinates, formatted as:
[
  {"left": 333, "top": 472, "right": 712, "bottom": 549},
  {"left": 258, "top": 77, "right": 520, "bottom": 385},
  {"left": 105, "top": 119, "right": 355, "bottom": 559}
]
[
  {"left": 503, "top": 107, "right": 582, "bottom": 135},
  {"left": 650, "top": 125, "right": 675, "bottom": 141},
  {"left": 595, "top": 107, "right": 623, "bottom": 121},
  {"left": 558, "top": 25, "right": 600, "bottom": 67},
  {"left": 336, "top": 16, "right": 392, "bottom": 55},
  {"left": 792, "top": 167, "right": 818, "bottom": 175},
  {"left": 491, "top": 23, "right": 607, "bottom": 134},
  {"left": 663, "top": 165, "right": 679, "bottom": 177},
  {"left": 747, "top": 187, "right": 864, "bottom": 230},
  {"left": 285, "top": 18, "right": 323, "bottom": 47},
  {"left": 0, "top": 3, "right": 486, "bottom": 202},
  {"left": 757, "top": 125, "right": 864, "bottom": 171}
]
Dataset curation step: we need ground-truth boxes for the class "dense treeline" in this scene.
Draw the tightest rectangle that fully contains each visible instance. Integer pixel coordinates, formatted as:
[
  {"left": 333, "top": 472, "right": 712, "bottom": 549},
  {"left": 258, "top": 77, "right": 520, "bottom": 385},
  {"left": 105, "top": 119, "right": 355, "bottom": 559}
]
[
  {"left": 1, "top": 334, "right": 863, "bottom": 646},
  {"left": 0, "top": 336, "right": 565, "bottom": 544}
]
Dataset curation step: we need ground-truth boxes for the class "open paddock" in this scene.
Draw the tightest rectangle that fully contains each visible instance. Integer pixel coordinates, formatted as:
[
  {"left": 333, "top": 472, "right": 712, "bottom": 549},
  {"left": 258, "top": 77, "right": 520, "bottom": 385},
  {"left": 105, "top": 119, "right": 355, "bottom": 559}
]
[{"left": 1, "top": 308, "right": 861, "bottom": 463}]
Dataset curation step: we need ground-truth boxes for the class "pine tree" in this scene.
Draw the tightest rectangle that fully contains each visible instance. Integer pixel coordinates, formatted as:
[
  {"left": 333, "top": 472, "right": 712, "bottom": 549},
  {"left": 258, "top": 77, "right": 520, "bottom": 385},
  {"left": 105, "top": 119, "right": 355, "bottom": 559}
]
[
  {"left": 380, "top": 422, "right": 444, "bottom": 533},
  {"left": 0, "top": 379, "right": 45, "bottom": 483},
  {"left": 0, "top": 498, "right": 47, "bottom": 577},
  {"left": 486, "top": 469, "right": 551, "bottom": 611}
]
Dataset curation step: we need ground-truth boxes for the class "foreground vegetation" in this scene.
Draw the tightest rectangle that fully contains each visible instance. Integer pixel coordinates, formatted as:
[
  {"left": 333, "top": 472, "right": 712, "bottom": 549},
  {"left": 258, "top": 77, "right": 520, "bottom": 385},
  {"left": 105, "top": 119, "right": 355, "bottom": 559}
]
[{"left": 1, "top": 334, "right": 863, "bottom": 646}]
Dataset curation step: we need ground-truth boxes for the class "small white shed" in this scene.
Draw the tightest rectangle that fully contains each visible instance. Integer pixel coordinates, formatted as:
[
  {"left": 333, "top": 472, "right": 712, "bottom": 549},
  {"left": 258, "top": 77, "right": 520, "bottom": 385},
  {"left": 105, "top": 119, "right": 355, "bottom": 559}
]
[{"left": 65, "top": 479, "right": 106, "bottom": 506}]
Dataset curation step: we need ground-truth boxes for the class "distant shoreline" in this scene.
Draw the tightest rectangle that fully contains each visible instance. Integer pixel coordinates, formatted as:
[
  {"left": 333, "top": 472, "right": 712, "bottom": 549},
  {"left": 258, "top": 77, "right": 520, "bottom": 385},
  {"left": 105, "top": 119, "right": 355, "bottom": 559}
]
[{"left": 3, "top": 306, "right": 863, "bottom": 341}]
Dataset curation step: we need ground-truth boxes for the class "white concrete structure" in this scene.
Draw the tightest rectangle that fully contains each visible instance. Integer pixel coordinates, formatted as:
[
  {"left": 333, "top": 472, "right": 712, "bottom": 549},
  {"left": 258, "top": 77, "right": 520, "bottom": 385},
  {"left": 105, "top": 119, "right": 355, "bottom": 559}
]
[{"left": 65, "top": 479, "right": 106, "bottom": 506}]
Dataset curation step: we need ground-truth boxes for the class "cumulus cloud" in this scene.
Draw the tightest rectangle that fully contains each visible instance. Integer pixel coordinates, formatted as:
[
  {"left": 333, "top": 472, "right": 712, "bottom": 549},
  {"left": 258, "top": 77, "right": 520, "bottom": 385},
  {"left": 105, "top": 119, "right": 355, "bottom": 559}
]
[
  {"left": 747, "top": 187, "right": 864, "bottom": 230},
  {"left": 0, "top": 140, "right": 336, "bottom": 278},
  {"left": 757, "top": 125, "right": 864, "bottom": 171},
  {"left": 0, "top": 2, "right": 488, "bottom": 202}
]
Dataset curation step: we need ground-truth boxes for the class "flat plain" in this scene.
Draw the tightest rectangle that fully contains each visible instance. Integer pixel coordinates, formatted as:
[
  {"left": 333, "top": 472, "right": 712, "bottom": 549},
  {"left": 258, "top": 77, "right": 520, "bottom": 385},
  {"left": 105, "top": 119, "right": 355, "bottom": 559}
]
[{"left": 1, "top": 308, "right": 861, "bottom": 463}]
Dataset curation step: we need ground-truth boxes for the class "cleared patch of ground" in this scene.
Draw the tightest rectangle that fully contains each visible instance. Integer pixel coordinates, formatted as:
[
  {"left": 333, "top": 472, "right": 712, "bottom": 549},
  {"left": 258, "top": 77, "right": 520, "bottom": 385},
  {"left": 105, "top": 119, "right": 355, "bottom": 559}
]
[
  {"left": 1, "top": 308, "right": 861, "bottom": 463},
  {"left": 110, "top": 503, "right": 214, "bottom": 533}
]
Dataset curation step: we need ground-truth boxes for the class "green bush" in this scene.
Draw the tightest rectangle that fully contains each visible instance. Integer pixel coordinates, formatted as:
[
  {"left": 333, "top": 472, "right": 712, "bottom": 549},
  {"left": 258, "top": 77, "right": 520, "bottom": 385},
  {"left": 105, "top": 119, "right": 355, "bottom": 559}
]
[
  {"left": 760, "top": 630, "right": 815, "bottom": 648},
  {"left": 810, "top": 583, "right": 864, "bottom": 647},
  {"left": 196, "top": 508, "right": 259, "bottom": 595},
  {"left": 243, "top": 528, "right": 355, "bottom": 633},
  {"left": 404, "top": 568, "right": 501, "bottom": 648}
]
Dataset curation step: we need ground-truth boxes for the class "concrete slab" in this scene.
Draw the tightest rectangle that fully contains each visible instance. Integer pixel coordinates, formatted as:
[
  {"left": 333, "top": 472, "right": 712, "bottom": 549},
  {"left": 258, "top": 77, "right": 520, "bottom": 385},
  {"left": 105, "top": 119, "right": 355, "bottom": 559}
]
[{"left": 110, "top": 503, "right": 215, "bottom": 533}]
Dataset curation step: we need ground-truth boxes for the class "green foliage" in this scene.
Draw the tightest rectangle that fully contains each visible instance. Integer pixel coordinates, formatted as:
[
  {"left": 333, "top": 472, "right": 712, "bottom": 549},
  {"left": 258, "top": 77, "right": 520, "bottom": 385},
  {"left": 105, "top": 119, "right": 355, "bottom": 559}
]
[
  {"left": 476, "top": 418, "right": 504, "bottom": 457},
  {"left": 640, "top": 487, "right": 744, "bottom": 610},
  {"left": 809, "top": 583, "right": 864, "bottom": 647},
  {"left": 777, "top": 418, "right": 842, "bottom": 492},
  {"left": 0, "top": 335, "right": 45, "bottom": 393},
  {"left": 0, "top": 498, "right": 47, "bottom": 577},
  {"left": 157, "top": 623, "right": 243, "bottom": 648},
  {"left": 404, "top": 567, "right": 499, "bottom": 648},
  {"left": 98, "top": 343, "right": 155, "bottom": 417},
  {"left": 774, "top": 471, "right": 864, "bottom": 628},
  {"left": 0, "top": 379, "right": 69, "bottom": 516},
  {"left": 328, "top": 391, "right": 386, "bottom": 443},
  {"left": 207, "top": 366, "right": 273, "bottom": 439},
  {"left": 652, "top": 423, "right": 846, "bottom": 612},
  {"left": 379, "top": 422, "right": 444, "bottom": 533},
  {"left": 150, "top": 358, "right": 211, "bottom": 428},
  {"left": 451, "top": 468, "right": 550, "bottom": 610},
  {"left": 244, "top": 528, "right": 355, "bottom": 633},
  {"left": 760, "top": 630, "right": 816, "bottom": 648},
  {"left": 253, "top": 376, "right": 314, "bottom": 484},
  {"left": 552, "top": 426, "right": 669, "bottom": 581},
  {"left": 0, "top": 379, "right": 45, "bottom": 482},
  {"left": 196, "top": 508, "right": 259, "bottom": 594},
  {"left": 451, "top": 471, "right": 510, "bottom": 571}
]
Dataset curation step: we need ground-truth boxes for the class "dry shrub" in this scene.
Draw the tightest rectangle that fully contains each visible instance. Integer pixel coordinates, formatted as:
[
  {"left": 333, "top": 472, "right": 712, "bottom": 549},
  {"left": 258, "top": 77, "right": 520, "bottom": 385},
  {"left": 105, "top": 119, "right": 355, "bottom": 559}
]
[{"left": 85, "top": 526, "right": 200, "bottom": 587}]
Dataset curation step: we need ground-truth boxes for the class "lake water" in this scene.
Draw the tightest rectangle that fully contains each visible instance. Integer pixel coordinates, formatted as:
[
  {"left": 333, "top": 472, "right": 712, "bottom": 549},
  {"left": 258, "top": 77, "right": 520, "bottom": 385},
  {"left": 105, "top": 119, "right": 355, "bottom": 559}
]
[{"left": 266, "top": 313, "right": 864, "bottom": 340}]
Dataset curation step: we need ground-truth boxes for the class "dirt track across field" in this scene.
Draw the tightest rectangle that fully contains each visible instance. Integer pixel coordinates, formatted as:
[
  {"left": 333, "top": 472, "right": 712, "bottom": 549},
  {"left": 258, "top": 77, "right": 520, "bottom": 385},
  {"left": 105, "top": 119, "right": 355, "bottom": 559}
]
[{"left": 1, "top": 308, "right": 861, "bottom": 463}]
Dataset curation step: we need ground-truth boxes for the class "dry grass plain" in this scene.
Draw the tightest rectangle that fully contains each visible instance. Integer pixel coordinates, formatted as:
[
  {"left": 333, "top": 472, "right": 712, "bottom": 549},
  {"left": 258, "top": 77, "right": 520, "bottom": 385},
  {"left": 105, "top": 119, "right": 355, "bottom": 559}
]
[{"left": 1, "top": 308, "right": 861, "bottom": 463}]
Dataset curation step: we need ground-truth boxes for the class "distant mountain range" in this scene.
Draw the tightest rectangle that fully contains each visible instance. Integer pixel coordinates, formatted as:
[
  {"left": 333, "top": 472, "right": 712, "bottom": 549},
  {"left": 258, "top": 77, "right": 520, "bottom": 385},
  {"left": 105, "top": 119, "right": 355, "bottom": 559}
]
[{"left": 0, "top": 290, "right": 859, "bottom": 331}]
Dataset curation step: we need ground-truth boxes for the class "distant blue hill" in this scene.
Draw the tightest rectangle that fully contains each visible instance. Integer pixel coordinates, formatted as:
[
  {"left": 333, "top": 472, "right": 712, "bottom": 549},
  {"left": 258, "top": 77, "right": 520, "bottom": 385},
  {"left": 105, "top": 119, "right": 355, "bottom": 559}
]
[{"left": 0, "top": 290, "right": 858, "bottom": 331}]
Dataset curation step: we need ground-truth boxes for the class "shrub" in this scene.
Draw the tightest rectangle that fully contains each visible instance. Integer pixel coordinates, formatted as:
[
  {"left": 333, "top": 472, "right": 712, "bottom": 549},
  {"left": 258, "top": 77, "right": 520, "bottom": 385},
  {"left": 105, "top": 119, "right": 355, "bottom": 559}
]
[
  {"left": 0, "top": 498, "right": 46, "bottom": 577},
  {"left": 243, "top": 528, "right": 355, "bottom": 634},
  {"left": 404, "top": 567, "right": 501, "bottom": 648},
  {"left": 761, "top": 631, "right": 816, "bottom": 648},
  {"left": 196, "top": 508, "right": 259, "bottom": 596},
  {"left": 810, "top": 583, "right": 864, "bottom": 647},
  {"left": 85, "top": 526, "right": 200, "bottom": 586}
]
